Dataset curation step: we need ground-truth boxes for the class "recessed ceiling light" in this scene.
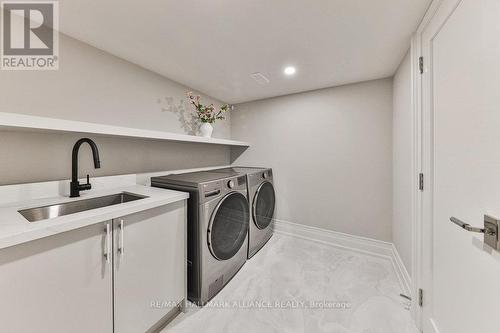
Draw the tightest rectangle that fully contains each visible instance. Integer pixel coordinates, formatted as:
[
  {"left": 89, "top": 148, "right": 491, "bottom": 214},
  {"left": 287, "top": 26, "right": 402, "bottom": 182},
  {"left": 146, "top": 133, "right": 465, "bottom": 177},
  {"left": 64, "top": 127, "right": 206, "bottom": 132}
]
[{"left": 284, "top": 66, "right": 296, "bottom": 76}]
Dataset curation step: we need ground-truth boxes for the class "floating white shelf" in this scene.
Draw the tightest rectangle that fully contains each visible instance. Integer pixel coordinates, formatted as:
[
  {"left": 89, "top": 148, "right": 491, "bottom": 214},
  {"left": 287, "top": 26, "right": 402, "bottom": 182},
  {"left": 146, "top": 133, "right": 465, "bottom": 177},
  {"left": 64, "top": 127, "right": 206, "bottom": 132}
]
[{"left": 0, "top": 112, "right": 250, "bottom": 147}]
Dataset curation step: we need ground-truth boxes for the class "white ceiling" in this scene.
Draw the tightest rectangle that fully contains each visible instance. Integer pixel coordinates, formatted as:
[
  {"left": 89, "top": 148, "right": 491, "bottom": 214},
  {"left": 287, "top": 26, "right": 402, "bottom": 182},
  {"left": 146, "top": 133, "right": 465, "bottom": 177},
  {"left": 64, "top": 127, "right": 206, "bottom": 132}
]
[{"left": 58, "top": 0, "right": 431, "bottom": 104}]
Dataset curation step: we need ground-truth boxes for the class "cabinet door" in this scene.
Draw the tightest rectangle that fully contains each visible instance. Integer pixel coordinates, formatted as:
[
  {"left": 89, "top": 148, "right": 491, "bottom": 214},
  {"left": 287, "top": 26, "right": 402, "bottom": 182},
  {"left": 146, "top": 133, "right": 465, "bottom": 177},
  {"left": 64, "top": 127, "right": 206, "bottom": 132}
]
[
  {"left": 113, "top": 202, "right": 186, "bottom": 333},
  {"left": 0, "top": 221, "right": 113, "bottom": 333}
]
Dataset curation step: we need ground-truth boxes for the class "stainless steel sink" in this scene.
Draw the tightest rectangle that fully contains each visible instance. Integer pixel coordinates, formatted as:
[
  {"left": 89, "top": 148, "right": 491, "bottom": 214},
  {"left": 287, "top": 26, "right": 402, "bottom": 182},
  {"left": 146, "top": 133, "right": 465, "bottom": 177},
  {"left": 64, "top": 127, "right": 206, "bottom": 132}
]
[{"left": 18, "top": 192, "right": 148, "bottom": 223}]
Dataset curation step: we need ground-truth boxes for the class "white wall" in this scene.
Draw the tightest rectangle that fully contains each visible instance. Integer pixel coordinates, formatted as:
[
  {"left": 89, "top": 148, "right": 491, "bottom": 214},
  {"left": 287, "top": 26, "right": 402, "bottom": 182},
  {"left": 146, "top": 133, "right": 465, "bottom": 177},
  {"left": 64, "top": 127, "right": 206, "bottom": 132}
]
[
  {"left": 0, "top": 33, "right": 232, "bottom": 185},
  {"left": 392, "top": 51, "right": 412, "bottom": 276},
  {"left": 231, "top": 79, "right": 393, "bottom": 241}
]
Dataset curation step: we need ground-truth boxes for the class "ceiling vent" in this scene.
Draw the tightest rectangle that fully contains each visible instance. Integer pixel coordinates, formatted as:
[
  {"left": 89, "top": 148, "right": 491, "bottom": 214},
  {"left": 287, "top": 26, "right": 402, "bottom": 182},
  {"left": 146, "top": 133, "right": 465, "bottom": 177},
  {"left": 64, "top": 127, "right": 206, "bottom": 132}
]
[{"left": 250, "top": 72, "right": 270, "bottom": 85}]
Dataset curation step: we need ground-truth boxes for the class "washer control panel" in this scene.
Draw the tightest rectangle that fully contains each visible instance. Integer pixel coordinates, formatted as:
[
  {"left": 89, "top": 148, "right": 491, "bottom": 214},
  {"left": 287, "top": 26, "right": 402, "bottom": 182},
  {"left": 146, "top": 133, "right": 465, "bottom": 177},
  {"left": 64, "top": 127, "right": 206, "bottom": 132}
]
[
  {"left": 203, "top": 182, "right": 222, "bottom": 198},
  {"left": 200, "top": 175, "right": 247, "bottom": 203},
  {"left": 262, "top": 170, "right": 273, "bottom": 179}
]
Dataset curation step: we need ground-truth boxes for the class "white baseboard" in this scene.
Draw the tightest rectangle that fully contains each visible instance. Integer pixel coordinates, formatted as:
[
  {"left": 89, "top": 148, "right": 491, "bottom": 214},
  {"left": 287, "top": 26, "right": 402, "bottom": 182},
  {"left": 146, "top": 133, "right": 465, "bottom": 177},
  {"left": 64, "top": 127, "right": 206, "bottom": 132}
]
[
  {"left": 273, "top": 219, "right": 412, "bottom": 295},
  {"left": 391, "top": 243, "right": 412, "bottom": 295}
]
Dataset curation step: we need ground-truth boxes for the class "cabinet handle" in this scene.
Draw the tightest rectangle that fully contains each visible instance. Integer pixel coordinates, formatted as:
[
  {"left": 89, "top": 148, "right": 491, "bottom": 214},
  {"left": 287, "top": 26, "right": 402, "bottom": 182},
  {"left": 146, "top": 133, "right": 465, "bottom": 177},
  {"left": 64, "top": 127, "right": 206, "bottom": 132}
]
[
  {"left": 104, "top": 222, "right": 111, "bottom": 263},
  {"left": 118, "top": 219, "right": 124, "bottom": 255}
]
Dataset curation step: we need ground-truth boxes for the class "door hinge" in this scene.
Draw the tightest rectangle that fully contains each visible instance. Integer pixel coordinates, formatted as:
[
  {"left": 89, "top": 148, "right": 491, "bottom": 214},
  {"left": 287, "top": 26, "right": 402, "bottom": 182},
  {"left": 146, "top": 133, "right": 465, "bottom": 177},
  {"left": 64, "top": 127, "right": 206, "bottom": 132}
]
[
  {"left": 418, "top": 288, "right": 424, "bottom": 307},
  {"left": 419, "top": 173, "right": 424, "bottom": 191},
  {"left": 419, "top": 56, "right": 424, "bottom": 74}
]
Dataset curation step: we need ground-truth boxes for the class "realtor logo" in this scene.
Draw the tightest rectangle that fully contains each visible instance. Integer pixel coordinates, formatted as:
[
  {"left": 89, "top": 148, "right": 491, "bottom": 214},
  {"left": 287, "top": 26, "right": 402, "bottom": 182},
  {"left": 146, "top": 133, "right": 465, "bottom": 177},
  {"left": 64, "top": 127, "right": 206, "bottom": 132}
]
[{"left": 1, "top": 1, "right": 59, "bottom": 70}]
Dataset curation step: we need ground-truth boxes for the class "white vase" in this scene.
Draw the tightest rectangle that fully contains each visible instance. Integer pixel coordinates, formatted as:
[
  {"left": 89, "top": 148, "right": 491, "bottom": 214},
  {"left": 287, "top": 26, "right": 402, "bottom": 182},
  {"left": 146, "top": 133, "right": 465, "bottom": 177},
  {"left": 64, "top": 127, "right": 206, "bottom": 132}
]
[{"left": 199, "top": 122, "right": 214, "bottom": 138}]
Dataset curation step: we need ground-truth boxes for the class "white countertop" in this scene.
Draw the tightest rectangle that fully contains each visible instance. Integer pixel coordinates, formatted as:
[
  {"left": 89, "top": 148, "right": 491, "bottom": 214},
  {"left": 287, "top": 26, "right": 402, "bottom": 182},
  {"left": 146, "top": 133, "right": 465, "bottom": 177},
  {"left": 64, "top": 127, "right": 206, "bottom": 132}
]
[{"left": 0, "top": 185, "right": 189, "bottom": 250}]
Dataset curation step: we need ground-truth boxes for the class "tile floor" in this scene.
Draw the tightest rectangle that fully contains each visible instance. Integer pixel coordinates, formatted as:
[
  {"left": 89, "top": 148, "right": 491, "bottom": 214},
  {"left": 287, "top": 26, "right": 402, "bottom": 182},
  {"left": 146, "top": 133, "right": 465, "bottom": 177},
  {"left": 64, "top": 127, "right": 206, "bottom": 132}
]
[{"left": 163, "top": 233, "right": 418, "bottom": 333}]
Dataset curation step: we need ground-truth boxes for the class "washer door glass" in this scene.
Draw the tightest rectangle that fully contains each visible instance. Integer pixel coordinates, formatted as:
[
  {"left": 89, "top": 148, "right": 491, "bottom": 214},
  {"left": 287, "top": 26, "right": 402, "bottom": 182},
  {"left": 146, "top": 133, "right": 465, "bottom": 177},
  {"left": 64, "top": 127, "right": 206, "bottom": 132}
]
[
  {"left": 209, "top": 192, "right": 249, "bottom": 261},
  {"left": 253, "top": 181, "right": 276, "bottom": 230}
]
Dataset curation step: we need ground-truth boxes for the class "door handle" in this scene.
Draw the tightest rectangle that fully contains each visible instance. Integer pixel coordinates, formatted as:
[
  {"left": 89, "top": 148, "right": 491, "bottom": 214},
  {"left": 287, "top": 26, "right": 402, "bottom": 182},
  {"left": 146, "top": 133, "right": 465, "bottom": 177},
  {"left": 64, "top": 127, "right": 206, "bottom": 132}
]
[
  {"left": 118, "top": 219, "right": 124, "bottom": 255},
  {"left": 450, "top": 215, "right": 500, "bottom": 250},
  {"left": 450, "top": 217, "right": 485, "bottom": 233}
]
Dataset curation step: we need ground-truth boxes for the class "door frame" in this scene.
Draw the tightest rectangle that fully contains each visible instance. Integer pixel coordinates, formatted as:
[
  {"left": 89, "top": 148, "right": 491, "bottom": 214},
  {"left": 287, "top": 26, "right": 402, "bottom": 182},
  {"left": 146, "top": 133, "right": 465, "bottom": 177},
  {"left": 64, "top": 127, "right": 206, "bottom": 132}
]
[
  {"left": 411, "top": 0, "right": 466, "bottom": 332},
  {"left": 410, "top": 0, "right": 442, "bottom": 329}
]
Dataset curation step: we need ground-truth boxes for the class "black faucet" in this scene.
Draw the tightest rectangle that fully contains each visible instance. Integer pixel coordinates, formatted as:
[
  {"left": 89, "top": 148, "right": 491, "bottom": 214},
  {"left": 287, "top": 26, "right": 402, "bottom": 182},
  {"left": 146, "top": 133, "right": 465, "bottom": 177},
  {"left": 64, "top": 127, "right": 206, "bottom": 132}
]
[{"left": 70, "top": 138, "right": 101, "bottom": 198}]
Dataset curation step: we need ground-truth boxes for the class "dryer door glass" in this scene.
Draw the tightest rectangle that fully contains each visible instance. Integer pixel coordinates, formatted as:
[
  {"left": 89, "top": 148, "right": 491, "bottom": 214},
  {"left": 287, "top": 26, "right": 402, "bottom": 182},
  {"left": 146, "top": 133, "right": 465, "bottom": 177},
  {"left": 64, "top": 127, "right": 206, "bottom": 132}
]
[
  {"left": 253, "top": 181, "right": 276, "bottom": 230},
  {"left": 209, "top": 192, "right": 249, "bottom": 261}
]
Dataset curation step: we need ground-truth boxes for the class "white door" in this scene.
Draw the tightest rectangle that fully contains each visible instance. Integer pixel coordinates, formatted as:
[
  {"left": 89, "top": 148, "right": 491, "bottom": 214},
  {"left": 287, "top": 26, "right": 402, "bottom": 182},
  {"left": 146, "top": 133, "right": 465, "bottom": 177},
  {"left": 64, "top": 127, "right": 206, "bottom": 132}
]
[
  {"left": 113, "top": 202, "right": 186, "bottom": 333},
  {"left": 420, "top": 0, "right": 500, "bottom": 332}
]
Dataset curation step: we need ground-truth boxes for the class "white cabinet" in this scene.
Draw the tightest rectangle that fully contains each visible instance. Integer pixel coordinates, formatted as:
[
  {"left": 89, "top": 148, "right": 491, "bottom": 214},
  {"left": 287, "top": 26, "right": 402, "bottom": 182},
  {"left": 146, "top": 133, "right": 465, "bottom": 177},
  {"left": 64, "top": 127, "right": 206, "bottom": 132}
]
[
  {"left": 113, "top": 202, "right": 186, "bottom": 333},
  {"left": 0, "top": 221, "right": 114, "bottom": 333},
  {"left": 0, "top": 201, "right": 186, "bottom": 333}
]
